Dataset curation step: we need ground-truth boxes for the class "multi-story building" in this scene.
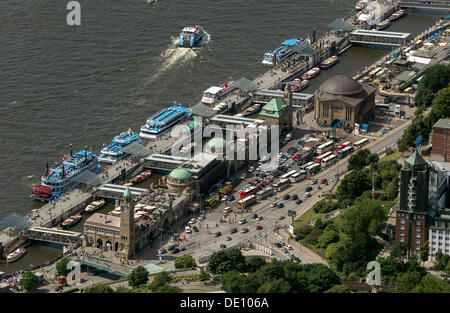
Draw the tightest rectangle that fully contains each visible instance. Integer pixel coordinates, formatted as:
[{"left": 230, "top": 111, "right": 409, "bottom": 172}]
[
  {"left": 431, "top": 118, "right": 450, "bottom": 162},
  {"left": 395, "top": 150, "right": 431, "bottom": 257},
  {"left": 428, "top": 211, "right": 450, "bottom": 260}
]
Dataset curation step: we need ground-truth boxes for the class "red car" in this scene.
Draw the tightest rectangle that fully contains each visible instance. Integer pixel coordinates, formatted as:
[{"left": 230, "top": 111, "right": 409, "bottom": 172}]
[
  {"left": 320, "top": 179, "right": 328, "bottom": 184},
  {"left": 292, "top": 155, "right": 300, "bottom": 160},
  {"left": 256, "top": 225, "right": 263, "bottom": 230}
]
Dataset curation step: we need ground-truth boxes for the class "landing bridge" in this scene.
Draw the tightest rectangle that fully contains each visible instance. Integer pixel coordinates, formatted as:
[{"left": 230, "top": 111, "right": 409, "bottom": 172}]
[
  {"left": 26, "top": 226, "right": 83, "bottom": 245},
  {"left": 399, "top": 0, "right": 450, "bottom": 12},
  {"left": 349, "top": 29, "right": 411, "bottom": 48},
  {"left": 95, "top": 184, "right": 148, "bottom": 200}
]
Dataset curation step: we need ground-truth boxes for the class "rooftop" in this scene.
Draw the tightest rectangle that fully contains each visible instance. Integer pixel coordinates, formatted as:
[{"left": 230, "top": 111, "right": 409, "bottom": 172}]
[
  {"left": 433, "top": 118, "right": 450, "bottom": 130},
  {"left": 85, "top": 213, "right": 121, "bottom": 230},
  {"left": 169, "top": 168, "right": 192, "bottom": 180}
]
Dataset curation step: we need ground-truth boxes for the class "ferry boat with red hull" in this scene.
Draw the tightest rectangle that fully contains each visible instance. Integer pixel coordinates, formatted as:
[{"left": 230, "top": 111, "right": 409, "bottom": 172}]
[{"left": 131, "top": 170, "right": 152, "bottom": 185}]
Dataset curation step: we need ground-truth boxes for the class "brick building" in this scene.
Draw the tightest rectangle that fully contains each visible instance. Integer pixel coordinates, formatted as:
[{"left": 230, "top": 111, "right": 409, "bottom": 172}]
[
  {"left": 395, "top": 151, "right": 430, "bottom": 257},
  {"left": 431, "top": 118, "right": 450, "bottom": 162}
]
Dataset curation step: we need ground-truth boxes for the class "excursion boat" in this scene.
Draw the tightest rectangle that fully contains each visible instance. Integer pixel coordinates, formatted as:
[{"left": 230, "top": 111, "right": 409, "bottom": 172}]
[
  {"left": 84, "top": 199, "right": 106, "bottom": 213},
  {"left": 131, "top": 170, "right": 152, "bottom": 185},
  {"left": 389, "top": 10, "right": 406, "bottom": 22},
  {"left": 377, "top": 20, "right": 390, "bottom": 31},
  {"left": 355, "top": 0, "right": 367, "bottom": 11},
  {"left": 61, "top": 214, "right": 82, "bottom": 229},
  {"left": 30, "top": 149, "right": 101, "bottom": 201},
  {"left": 320, "top": 56, "right": 339, "bottom": 69},
  {"left": 200, "top": 81, "right": 235, "bottom": 105},
  {"left": 6, "top": 248, "right": 26, "bottom": 263},
  {"left": 301, "top": 67, "right": 320, "bottom": 80},
  {"left": 139, "top": 106, "right": 190, "bottom": 139},
  {"left": 179, "top": 25, "right": 204, "bottom": 48},
  {"left": 242, "top": 103, "right": 262, "bottom": 117},
  {"left": 98, "top": 129, "right": 142, "bottom": 164},
  {"left": 262, "top": 38, "right": 310, "bottom": 67},
  {"left": 286, "top": 79, "right": 308, "bottom": 92}
]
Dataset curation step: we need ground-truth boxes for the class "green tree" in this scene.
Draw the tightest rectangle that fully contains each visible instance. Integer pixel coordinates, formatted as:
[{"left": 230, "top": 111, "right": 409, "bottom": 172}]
[
  {"left": 433, "top": 250, "right": 449, "bottom": 270},
  {"left": 18, "top": 271, "right": 39, "bottom": 290},
  {"left": 445, "top": 259, "right": 450, "bottom": 276},
  {"left": 337, "top": 170, "right": 371, "bottom": 201},
  {"left": 153, "top": 284, "right": 179, "bottom": 293},
  {"left": 414, "top": 64, "right": 450, "bottom": 108},
  {"left": 317, "top": 229, "right": 339, "bottom": 249},
  {"left": 419, "top": 241, "right": 430, "bottom": 265},
  {"left": 199, "top": 268, "right": 211, "bottom": 281},
  {"left": 174, "top": 254, "right": 197, "bottom": 269},
  {"left": 84, "top": 283, "right": 114, "bottom": 293},
  {"left": 305, "top": 264, "right": 341, "bottom": 293},
  {"left": 246, "top": 257, "right": 267, "bottom": 273},
  {"left": 128, "top": 266, "right": 149, "bottom": 288},
  {"left": 314, "top": 218, "right": 323, "bottom": 230},
  {"left": 55, "top": 257, "right": 71, "bottom": 277},
  {"left": 391, "top": 243, "right": 408, "bottom": 261},
  {"left": 219, "top": 270, "right": 250, "bottom": 293},
  {"left": 115, "top": 285, "right": 131, "bottom": 293},
  {"left": 257, "top": 278, "right": 291, "bottom": 293},
  {"left": 395, "top": 271, "right": 422, "bottom": 293},
  {"left": 294, "top": 225, "right": 313, "bottom": 239},
  {"left": 149, "top": 271, "right": 173, "bottom": 291},
  {"left": 367, "top": 153, "right": 379, "bottom": 166},
  {"left": 324, "top": 284, "right": 351, "bottom": 293},
  {"left": 208, "top": 249, "right": 246, "bottom": 274},
  {"left": 412, "top": 274, "right": 450, "bottom": 293},
  {"left": 348, "top": 149, "right": 371, "bottom": 171}
]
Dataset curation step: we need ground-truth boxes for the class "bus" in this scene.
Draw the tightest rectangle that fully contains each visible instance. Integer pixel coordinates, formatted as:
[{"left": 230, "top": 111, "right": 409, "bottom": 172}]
[
  {"left": 290, "top": 170, "right": 307, "bottom": 183},
  {"left": 300, "top": 161, "right": 315, "bottom": 171},
  {"left": 273, "top": 178, "right": 290, "bottom": 192},
  {"left": 369, "top": 67, "right": 381, "bottom": 79},
  {"left": 281, "top": 170, "right": 298, "bottom": 180},
  {"left": 336, "top": 141, "right": 352, "bottom": 150},
  {"left": 240, "top": 186, "right": 258, "bottom": 199},
  {"left": 306, "top": 163, "right": 321, "bottom": 175},
  {"left": 322, "top": 154, "right": 338, "bottom": 168},
  {"left": 237, "top": 195, "right": 257, "bottom": 210},
  {"left": 205, "top": 194, "right": 220, "bottom": 209},
  {"left": 316, "top": 141, "right": 334, "bottom": 155},
  {"left": 256, "top": 187, "right": 274, "bottom": 200},
  {"left": 338, "top": 146, "right": 354, "bottom": 159},
  {"left": 218, "top": 182, "right": 233, "bottom": 198},
  {"left": 353, "top": 138, "right": 369, "bottom": 150},
  {"left": 315, "top": 151, "right": 333, "bottom": 164}
]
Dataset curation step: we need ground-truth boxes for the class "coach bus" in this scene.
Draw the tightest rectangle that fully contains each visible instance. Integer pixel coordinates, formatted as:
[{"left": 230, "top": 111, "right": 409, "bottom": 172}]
[
  {"left": 281, "top": 170, "right": 298, "bottom": 180},
  {"left": 273, "top": 178, "right": 290, "bottom": 192},
  {"left": 240, "top": 186, "right": 258, "bottom": 199},
  {"left": 336, "top": 141, "right": 352, "bottom": 150},
  {"left": 205, "top": 194, "right": 220, "bottom": 209},
  {"left": 237, "top": 195, "right": 257, "bottom": 210},
  {"left": 316, "top": 141, "right": 334, "bottom": 155},
  {"left": 322, "top": 154, "right": 338, "bottom": 168},
  {"left": 315, "top": 151, "right": 333, "bottom": 164},
  {"left": 300, "top": 161, "right": 315, "bottom": 171},
  {"left": 306, "top": 162, "right": 321, "bottom": 175},
  {"left": 256, "top": 187, "right": 274, "bottom": 200},
  {"left": 353, "top": 138, "right": 369, "bottom": 150},
  {"left": 338, "top": 146, "right": 354, "bottom": 159},
  {"left": 290, "top": 170, "right": 307, "bottom": 183}
]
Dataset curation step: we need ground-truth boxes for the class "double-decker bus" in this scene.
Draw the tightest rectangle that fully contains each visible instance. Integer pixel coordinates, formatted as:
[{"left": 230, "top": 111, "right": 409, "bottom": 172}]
[
  {"left": 316, "top": 141, "right": 334, "bottom": 155},
  {"left": 338, "top": 146, "right": 354, "bottom": 159},
  {"left": 256, "top": 187, "right": 274, "bottom": 200},
  {"left": 237, "top": 195, "right": 257, "bottom": 210},
  {"left": 240, "top": 186, "right": 258, "bottom": 199},
  {"left": 205, "top": 194, "right": 219, "bottom": 209},
  {"left": 322, "top": 154, "right": 338, "bottom": 168},
  {"left": 218, "top": 182, "right": 233, "bottom": 198},
  {"left": 273, "top": 178, "right": 290, "bottom": 192},
  {"left": 315, "top": 151, "right": 333, "bottom": 164},
  {"left": 281, "top": 170, "right": 298, "bottom": 180},
  {"left": 353, "top": 138, "right": 369, "bottom": 150},
  {"left": 300, "top": 161, "right": 315, "bottom": 171},
  {"left": 290, "top": 170, "right": 307, "bottom": 183},
  {"left": 306, "top": 162, "right": 321, "bottom": 174}
]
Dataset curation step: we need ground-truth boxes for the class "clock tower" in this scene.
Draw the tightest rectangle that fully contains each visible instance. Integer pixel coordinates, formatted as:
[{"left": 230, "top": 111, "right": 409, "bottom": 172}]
[{"left": 119, "top": 187, "right": 135, "bottom": 258}]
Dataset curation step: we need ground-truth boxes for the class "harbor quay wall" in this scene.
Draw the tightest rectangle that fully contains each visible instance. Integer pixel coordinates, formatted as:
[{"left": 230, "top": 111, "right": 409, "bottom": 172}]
[{"left": 41, "top": 194, "right": 93, "bottom": 228}]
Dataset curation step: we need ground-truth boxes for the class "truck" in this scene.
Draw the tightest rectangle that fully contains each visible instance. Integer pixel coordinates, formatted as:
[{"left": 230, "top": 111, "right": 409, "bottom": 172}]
[{"left": 395, "top": 105, "right": 401, "bottom": 115}]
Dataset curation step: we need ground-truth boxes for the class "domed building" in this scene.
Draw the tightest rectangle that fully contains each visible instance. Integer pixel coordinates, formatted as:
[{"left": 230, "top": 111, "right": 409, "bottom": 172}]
[
  {"left": 314, "top": 75, "right": 376, "bottom": 129},
  {"left": 166, "top": 168, "right": 193, "bottom": 193},
  {"left": 204, "top": 137, "right": 227, "bottom": 155}
]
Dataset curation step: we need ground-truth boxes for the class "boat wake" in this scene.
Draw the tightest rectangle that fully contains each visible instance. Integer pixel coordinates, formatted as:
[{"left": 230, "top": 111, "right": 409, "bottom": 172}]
[{"left": 148, "top": 31, "right": 211, "bottom": 83}]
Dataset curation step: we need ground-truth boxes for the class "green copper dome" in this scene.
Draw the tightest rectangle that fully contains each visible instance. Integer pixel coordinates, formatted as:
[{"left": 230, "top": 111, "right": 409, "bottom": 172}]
[
  {"left": 169, "top": 168, "right": 192, "bottom": 180},
  {"left": 206, "top": 137, "right": 227, "bottom": 150},
  {"left": 123, "top": 187, "right": 132, "bottom": 198}
]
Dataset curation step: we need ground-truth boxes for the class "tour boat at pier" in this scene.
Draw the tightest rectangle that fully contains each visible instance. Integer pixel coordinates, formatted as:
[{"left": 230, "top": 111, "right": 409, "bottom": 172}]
[
  {"left": 355, "top": 0, "right": 367, "bottom": 11},
  {"left": 200, "top": 81, "right": 235, "bottom": 105},
  {"left": 179, "top": 25, "right": 204, "bottom": 48},
  {"left": 61, "top": 214, "right": 82, "bottom": 229},
  {"left": 139, "top": 106, "right": 190, "bottom": 139},
  {"left": 242, "top": 103, "right": 263, "bottom": 117},
  {"left": 131, "top": 170, "right": 152, "bottom": 185},
  {"left": 84, "top": 199, "right": 106, "bottom": 213},
  {"left": 262, "top": 38, "right": 311, "bottom": 67},
  {"left": 6, "top": 248, "right": 27, "bottom": 263},
  {"left": 98, "top": 129, "right": 142, "bottom": 164},
  {"left": 301, "top": 67, "right": 320, "bottom": 80},
  {"left": 320, "top": 56, "right": 339, "bottom": 69},
  {"left": 389, "top": 10, "right": 406, "bottom": 22},
  {"left": 377, "top": 20, "right": 390, "bottom": 31},
  {"left": 286, "top": 79, "right": 309, "bottom": 92},
  {"left": 30, "top": 149, "right": 101, "bottom": 201}
]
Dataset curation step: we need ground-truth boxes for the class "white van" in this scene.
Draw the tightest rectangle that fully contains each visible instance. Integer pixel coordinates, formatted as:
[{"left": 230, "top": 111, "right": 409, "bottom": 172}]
[
  {"left": 395, "top": 105, "right": 401, "bottom": 115},
  {"left": 223, "top": 207, "right": 232, "bottom": 214},
  {"left": 185, "top": 226, "right": 192, "bottom": 234}
]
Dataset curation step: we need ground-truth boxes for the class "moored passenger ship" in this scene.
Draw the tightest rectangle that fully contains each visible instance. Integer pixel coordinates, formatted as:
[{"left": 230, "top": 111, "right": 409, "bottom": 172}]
[
  {"left": 98, "top": 129, "right": 142, "bottom": 164},
  {"left": 139, "top": 106, "right": 190, "bottom": 139},
  {"left": 30, "top": 148, "right": 101, "bottom": 201}
]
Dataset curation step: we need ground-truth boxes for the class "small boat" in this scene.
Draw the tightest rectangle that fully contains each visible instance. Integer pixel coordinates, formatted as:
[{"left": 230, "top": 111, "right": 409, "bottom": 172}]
[
  {"left": 320, "top": 56, "right": 339, "bottom": 69},
  {"left": 6, "top": 248, "right": 26, "bottom": 263},
  {"left": 242, "top": 103, "right": 262, "bottom": 117},
  {"left": 179, "top": 25, "right": 204, "bottom": 48},
  {"left": 377, "top": 20, "right": 390, "bottom": 31},
  {"left": 355, "top": 1, "right": 367, "bottom": 11},
  {"left": 287, "top": 79, "right": 309, "bottom": 92},
  {"left": 131, "top": 170, "right": 152, "bottom": 185},
  {"left": 301, "top": 67, "right": 320, "bottom": 80},
  {"left": 61, "top": 214, "right": 82, "bottom": 229},
  {"left": 84, "top": 199, "right": 106, "bottom": 213},
  {"left": 389, "top": 9, "right": 406, "bottom": 22}
]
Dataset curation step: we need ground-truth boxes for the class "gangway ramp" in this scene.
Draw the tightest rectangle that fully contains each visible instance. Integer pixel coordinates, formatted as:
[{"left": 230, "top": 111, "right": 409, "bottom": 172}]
[
  {"left": 350, "top": 29, "right": 411, "bottom": 47},
  {"left": 26, "top": 226, "right": 83, "bottom": 245}
]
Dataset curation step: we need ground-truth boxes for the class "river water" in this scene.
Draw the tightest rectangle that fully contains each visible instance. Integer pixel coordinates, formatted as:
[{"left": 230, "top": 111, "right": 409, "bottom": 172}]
[{"left": 0, "top": 0, "right": 437, "bottom": 273}]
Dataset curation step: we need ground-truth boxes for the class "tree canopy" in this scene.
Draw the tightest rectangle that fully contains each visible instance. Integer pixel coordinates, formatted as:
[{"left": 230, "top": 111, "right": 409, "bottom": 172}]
[
  {"left": 208, "top": 249, "right": 246, "bottom": 274},
  {"left": 174, "top": 254, "right": 197, "bottom": 269},
  {"left": 84, "top": 283, "right": 114, "bottom": 293},
  {"left": 414, "top": 64, "right": 450, "bottom": 108},
  {"left": 128, "top": 266, "right": 149, "bottom": 288},
  {"left": 18, "top": 271, "right": 39, "bottom": 290},
  {"left": 55, "top": 257, "right": 71, "bottom": 277}
]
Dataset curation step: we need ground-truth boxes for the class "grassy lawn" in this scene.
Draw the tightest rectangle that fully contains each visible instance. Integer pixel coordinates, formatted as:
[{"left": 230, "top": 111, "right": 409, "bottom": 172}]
[
  {"left": 292, "top": 207, "right": 340, "bottom": 229},
  {"left": 380, "top": 150, "right": 403, "bottom": 162}
]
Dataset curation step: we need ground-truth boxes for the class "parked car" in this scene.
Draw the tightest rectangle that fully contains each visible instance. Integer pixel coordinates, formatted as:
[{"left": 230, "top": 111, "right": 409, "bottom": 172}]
[
  {"left": 291, "top": 194, "right": 298, "bottom": 200},
  {"left": 320, "top": 178, "right": 328, "bottom": 184},
  {"left": 215, "top": 231, "right": 222, "bottom": 237},
  {"left": 171, "top": 248, "right": 180, "bottom": 254},
  {"left": 296, "top": 199, "right": 303, "bottom": 205},
  {"left": 281, "top": 247, "right": 288, "bottom": 253},
  {"left": 251, "top": 213, "right": 258, "bottom": 219},
  {"left": 185, "top": 226, "right": 192, "bottom": 233},
  {"left": 278, "top": 203, "right": 284, "bottom": 208},
  {"left": 239, "top": 219, "right": 247, "bottom": 225},
  {"left": 230, "top": 228, "right": 238, "bottom": 234},
  {"left": 305, "top": 186, "right": 313, "bottom": 192},
  {"left": 283, "top": 194, "right": 290, "bottom": 200},
  {"left": 305, "top": 192, "right": 311, "bottom": 198},
  {"left": 256, "top": 225, "right": 263, "bottom": 230},
  {"left": 271, "top": 202, "right": 278, "bottom": 207},
  {"left": 226, "top": 236, "right": 232, "bottom": 241},
  {"left": 311, "top": 179, "right": 318, "bottom": 185},
  {"left": 255, "top": 215, "right": 263, "bottom": 221},
  {"left": 193, "top": 226, "right": 199, "bottom": 232},
  {"left": 189, "top": 218, "right": 197, "bottom": 224},
  {"left": 241, "top": 228, "right": 249, "bottom": 234},
  {"left": 167, "top": 244, "right": 177, "bottom": 251}
]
